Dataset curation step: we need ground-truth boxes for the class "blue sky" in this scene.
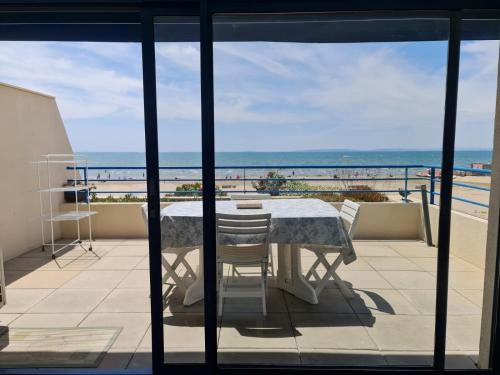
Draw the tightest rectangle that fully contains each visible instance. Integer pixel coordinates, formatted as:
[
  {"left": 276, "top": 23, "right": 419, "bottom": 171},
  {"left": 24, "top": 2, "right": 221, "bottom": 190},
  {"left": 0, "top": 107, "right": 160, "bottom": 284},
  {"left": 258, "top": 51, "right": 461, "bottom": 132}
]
[{"left": 0, "top": 39, "right": 497, "bottom": 152}]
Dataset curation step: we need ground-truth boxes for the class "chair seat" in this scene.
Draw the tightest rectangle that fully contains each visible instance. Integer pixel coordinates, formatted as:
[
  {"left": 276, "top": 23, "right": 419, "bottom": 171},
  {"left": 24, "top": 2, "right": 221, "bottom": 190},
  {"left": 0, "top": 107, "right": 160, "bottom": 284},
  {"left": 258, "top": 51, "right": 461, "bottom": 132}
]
[{"left": 218, "top": 244, "right": 268, "bottom": 264}]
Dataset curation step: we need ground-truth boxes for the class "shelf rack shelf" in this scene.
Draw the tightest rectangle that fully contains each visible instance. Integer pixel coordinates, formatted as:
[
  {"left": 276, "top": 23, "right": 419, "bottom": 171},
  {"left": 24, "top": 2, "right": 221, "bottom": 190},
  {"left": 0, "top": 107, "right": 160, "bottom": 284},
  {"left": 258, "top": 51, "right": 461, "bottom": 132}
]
[{"left": 36, "top": 154, "right": 97, "bottom": 258}]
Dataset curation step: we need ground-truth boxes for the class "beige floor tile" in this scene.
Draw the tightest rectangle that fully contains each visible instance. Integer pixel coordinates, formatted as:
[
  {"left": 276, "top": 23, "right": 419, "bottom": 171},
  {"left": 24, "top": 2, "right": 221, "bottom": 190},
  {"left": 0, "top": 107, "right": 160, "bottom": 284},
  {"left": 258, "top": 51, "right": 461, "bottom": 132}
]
[
  {"left": 5, "top": 270, "right": 79, "bottom": 289},
  {"left": 39, "top": 257, "right": 101, "bottom": 271},
  {"left": 336, "top": 270, "right": 393, "bottom": 289},
  {"left": 303, "top": 256, "right": 373, "bottom": 271},
  {"left": 140, "top": 314, "right": 206, "bottom": 349},
  {"left": 9, "top": 313, "right": 86, "bottom": 328},
  {"left": 300, "top": 349, "right": 386, "bottom": 366},
  {"left": 28, "top": 289, "right": 110, "bottom": 313},
  {"left": 352, "top": 245, "right": 400, "bottom": 257},
  {"left": 378, "top": 271, "right": 436, "bottom": 290},
  {"left": 79, "top": 312, "right": 150, "bottom": 349},
  {"left": 348, "top": 289, "right": 419, "bottom": 315},
  {"left": 218, "top": 348, "right": 300, "bottom": 365},
  {"left": 360, "top": 314, "right": 458, "bottom": 351},
  {"left": 390, "top": 244, "right": 437, "bottom": 258},
  {"left": 127, "top": 348, "right": 152, "bottom": 368},
  {"left": 412, "top": 258, "right": 481, "bottom": 273},
  {"left": 4, "top": 257, "right": 50, "bottom": 271},
  {"left": 97, "top": 347, "right": 135, "bottom": 370},
  {"left": 0, "top": 314, "right": 21, "bottom": 326},
  {"left": 165, "top": 348, "right": 204, "bottom": 364},
  {"left": 456, "top": 289, "right": 483, "bottom": 307},
  {"left": 448, "top": 257, "right": 482, "bottom": 272},
  {"left": 448, "top": 272, "right": 485, "bottom": 290},
  {"left": 105, "top": 246, "right": 149, "bottom": 258},
  {"left": 383, "top": 351, "right": 433, "bottom": 366},
  {"left": 445, "top": 353, "right": 478, "bottom": 369},
  {"left": 363, "top": 257, "right": 422, "bottom": 271},
  {"left": 337, "top": 258, "right": 374, "bottom": 271},
  {"left": 135, "top": 257, "right": 150, "bottom": 270},
  {"left": 90, "top": 239, "right": 124, "bottom": 246},
  {"left": 223, "top": 287, "right": 287, "bottom": 313},
  {"left": 399, "top": 290, "right": 481, "bottom": 315},
  {"left": 285, "top": 289, "right": 354, "bottom": 314},
  {"left": 88, "top": 257, "right": 142, "bottom": 270},
  {"left": 61, "top": 270, "right": 129, "bottom": 289},
  {"left": 407, "top": 257, "right": 437, "bottom": 272},
  {"left": 446, "top": 315, "right": 481, "bottom": 351},
  {"left": 120, "top": 239, "right": 149, "bottom": 246},
  {"left": 117, "top": 270, "right": 150, "bottom": 289},
  {"left": 163, "top": 314, "right": 205, "bottom": 348},
  {"left": 292, "top": 313, "right": 376, "bottom": 350},
  {"left": 163, "top": 288, "right": 204, "bottom": 314},
  {"left": 95, "top": 289, "right": 150, "bottom": 313},
  {"left": 54, "top": 245, "right": 113, "bottom": 259},
  {"left": 0, "top": 289, "right": 54, "bottom": 313},
  {"left": 219, "top": 313, "right": 295, "bottom": 349}
]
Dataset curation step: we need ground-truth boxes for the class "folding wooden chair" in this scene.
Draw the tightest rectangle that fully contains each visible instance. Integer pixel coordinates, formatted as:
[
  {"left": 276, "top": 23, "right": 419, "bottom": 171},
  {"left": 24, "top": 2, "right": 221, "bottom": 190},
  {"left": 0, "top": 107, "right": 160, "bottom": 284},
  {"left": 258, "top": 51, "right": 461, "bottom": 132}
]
[
  {"left": 216, "top": 212, "right": 272, "bottom": 316},
  {"left": 141, "top": 204, "right": 198, "bottom": 294},
  {"left": 302, "top": 200, "right": 360, "bottom": 299}
]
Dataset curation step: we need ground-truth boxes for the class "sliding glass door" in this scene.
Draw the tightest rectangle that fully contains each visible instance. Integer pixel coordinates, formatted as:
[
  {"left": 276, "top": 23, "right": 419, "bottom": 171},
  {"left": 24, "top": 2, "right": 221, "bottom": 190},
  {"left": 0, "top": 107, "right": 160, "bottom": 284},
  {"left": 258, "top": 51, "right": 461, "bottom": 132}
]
[{"left": 143, "top": 8, "right": 500, "bottom": 374}]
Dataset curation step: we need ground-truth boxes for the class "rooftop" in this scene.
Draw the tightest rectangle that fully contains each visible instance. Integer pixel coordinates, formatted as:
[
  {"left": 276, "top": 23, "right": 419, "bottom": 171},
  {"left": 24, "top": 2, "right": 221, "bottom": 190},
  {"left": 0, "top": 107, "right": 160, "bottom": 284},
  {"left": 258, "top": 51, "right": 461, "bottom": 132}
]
[{"left": 0, "top": 239, "right": 482, "bottom": 369}]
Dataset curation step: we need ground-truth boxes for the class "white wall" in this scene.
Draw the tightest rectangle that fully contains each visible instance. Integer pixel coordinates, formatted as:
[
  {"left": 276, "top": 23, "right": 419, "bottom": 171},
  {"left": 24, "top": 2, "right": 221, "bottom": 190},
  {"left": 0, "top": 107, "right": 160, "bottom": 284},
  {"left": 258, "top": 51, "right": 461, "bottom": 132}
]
[
  {"left": 61, "top": 201, "right": 424, "bottom": 240},
  {"left": 0, "top": 82, "right": 72, "bottom": 261}
]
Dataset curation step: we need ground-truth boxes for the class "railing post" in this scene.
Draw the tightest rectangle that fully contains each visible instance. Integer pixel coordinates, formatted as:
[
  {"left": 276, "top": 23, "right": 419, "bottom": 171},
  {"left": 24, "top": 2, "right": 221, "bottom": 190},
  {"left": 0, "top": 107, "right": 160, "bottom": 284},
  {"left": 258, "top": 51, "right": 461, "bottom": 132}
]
[
  {"left": 243, "top": 167, "right": 246, "bottom": 193},
  {"left": 430, "top": 167, "right": 436, "bottom": 205},
  {"left": 404, "top": 167, "right": 409, "bottom": 202},
  {"left": 83, "top": 167, "right": 88, "bottom": 186}
]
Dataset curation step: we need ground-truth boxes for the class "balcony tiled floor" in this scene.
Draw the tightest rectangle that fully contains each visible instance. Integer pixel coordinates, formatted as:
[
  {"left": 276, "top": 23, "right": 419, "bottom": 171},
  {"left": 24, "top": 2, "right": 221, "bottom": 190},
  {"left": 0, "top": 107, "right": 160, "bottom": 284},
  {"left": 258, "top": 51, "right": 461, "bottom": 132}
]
[{"left": 0, "top": 240, "right": 483, "bottom": 369}]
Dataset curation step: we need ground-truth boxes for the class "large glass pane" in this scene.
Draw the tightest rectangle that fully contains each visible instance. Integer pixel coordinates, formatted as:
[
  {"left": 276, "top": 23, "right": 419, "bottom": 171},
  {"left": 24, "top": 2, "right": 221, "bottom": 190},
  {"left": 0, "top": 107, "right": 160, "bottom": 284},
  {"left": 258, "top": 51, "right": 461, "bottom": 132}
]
[
  {"left": 444, "top": 19, "right": 500, "bottom": 370},
  {"left": 212, "top": 14, "right": 449, "bottom": 367},
  {"left": 0, "top": 34, "right": 149, "bottom": 369},
  {"left": 154, "top": 17, "right": 205, "bottom": 364}
]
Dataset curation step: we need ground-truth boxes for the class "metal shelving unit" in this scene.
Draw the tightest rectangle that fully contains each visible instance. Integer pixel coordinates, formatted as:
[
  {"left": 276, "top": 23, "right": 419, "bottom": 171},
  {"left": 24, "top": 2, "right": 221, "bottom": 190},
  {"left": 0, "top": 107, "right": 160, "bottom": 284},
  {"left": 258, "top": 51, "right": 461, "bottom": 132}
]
[{"left": 36, "top": 154, "right": 97, "bottom": 258}]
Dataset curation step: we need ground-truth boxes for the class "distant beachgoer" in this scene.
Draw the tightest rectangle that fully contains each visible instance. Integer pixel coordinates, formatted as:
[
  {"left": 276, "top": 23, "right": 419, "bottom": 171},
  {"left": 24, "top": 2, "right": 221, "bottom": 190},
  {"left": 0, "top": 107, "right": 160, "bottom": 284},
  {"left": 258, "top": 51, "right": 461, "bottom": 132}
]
[
  {"left": 108, "top": 173, "right": 111, "bottom": 179},
  {"left": 97, "top": 173, "right": 101, "bottom": 180},
  {"left": 292, "top": 171, "right": 295, "bottom": 176}
]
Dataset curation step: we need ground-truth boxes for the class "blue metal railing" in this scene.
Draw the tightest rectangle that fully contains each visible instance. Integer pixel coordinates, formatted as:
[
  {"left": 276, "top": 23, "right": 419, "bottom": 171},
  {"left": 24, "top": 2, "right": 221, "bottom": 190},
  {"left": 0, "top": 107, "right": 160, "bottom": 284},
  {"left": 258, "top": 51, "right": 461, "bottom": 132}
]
[{"left": 68, "top": 164, "right": 492, "bottom": 208}]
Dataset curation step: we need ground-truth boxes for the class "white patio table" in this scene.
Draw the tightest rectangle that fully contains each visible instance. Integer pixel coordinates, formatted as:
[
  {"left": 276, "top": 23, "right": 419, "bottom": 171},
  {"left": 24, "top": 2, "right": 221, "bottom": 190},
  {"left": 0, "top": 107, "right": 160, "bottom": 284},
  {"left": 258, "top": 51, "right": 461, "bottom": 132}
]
[{"left": 160, "top": 198, "right": 356, "bottom": 305}]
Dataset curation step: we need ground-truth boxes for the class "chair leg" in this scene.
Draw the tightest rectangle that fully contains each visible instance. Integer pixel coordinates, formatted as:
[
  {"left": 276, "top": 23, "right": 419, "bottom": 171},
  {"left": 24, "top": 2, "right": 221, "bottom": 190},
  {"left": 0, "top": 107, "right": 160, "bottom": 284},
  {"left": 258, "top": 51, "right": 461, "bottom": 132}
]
[
  {"left": 268, "top": 246, "right": 275, "bottom": 278},
  {"left": 261, "top": 262, "right": 267, "bottom": 316},
  {"left": 314, "top": 252, "right": 354, "bottom": 298},
  {"left": 218, "top": 263, "right": 224, "bottom": 316},
  {"left": 161, "top": 254, "right": 188, "bottom": 292},
  {"left": 305, "top": 258, "right": 322, "bottom": 281}
]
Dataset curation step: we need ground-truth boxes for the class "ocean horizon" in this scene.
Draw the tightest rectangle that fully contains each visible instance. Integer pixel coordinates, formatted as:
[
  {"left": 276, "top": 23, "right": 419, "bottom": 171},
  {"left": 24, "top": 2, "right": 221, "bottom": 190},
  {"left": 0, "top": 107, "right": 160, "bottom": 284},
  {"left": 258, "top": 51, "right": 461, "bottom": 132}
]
[{"left": 75, "top": 150, "right": 492, "bottom": 180}]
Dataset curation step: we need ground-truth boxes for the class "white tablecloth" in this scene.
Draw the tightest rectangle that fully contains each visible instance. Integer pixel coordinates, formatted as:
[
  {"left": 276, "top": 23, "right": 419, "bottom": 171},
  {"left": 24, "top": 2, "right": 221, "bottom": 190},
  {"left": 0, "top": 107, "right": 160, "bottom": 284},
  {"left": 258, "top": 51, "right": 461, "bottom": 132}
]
[{"left": 160, "top": 198, "right": 356, "bottom": 264}]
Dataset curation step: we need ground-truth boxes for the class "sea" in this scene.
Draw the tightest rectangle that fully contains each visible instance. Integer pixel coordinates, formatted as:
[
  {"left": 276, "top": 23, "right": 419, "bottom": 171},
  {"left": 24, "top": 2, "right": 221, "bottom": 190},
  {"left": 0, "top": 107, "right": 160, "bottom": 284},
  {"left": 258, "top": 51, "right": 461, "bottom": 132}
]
[{"left": 76, "top": 150, "right": 492, "bottom": 180}]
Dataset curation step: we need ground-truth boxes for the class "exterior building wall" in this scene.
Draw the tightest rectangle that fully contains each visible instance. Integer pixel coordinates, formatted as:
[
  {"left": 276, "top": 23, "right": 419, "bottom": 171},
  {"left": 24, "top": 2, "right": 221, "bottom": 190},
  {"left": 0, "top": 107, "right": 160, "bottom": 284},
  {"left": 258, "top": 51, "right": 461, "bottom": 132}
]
[
  {"left": 61, "top": 201, "right": 424, "bottom": 240},
  {"left": 0, "top": 82, "right": 72, "bottom": 261}
]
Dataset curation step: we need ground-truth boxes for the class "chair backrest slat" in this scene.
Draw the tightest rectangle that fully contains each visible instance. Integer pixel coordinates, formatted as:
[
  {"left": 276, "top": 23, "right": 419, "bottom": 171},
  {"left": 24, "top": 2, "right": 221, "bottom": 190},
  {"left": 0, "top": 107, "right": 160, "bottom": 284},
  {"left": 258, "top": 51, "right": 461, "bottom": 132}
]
[
  {"left": 216, "top": 212, "right": 272, "bottom": 247},
  {"left": 340, "top": 200, "right": 361, "bottom": 239}
]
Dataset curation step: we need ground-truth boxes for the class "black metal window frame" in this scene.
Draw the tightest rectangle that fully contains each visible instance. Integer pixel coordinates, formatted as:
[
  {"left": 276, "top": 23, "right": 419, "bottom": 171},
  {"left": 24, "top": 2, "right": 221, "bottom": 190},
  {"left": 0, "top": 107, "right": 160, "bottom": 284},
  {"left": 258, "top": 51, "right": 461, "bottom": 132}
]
[{"left": 0, "top": 2, "right": 499, "bottom": 375}]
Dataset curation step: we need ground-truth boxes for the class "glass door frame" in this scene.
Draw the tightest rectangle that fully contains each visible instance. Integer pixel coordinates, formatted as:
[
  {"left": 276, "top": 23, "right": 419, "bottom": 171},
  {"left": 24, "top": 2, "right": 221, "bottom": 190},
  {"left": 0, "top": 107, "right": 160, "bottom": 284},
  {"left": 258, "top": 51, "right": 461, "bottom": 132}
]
[{"left": 0, "top": 2, "right": 500, "bottom": 375}]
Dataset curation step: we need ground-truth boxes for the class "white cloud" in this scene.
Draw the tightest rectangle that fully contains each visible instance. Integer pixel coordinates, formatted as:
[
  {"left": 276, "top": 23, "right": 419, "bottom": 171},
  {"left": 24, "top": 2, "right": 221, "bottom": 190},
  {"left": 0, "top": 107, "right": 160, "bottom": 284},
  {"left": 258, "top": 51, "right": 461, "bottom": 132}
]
[
  {"left": 0, "top": 38, "right": 497, "bottom": 151},
  {"left": 0, "top": 42, "right": 144, "bottom": 120}
]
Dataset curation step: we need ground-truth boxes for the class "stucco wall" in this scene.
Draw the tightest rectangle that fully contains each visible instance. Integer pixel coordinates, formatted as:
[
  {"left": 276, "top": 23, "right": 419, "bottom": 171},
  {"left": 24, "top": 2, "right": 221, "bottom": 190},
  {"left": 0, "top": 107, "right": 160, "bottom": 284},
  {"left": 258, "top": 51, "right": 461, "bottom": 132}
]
[
  {"left": 60, "top": 201, "right": 424, "bottom": 240},
  {"left": 0, "top": 82, "right": 72, "bottom": 261},
  {"left": 425, "top": 205, "right": 488, "bottom": 270}
]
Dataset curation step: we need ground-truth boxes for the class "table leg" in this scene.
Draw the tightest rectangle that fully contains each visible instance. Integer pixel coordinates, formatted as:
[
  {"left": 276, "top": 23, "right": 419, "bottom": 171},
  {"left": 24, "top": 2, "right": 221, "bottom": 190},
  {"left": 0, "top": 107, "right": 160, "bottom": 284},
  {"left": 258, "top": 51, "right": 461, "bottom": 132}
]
[
  {"left": 183, "top": 246, "right": 204, "bottom": 306},
  {"left": 276, "top": 243, "right": 318, "bottom": 304}
]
